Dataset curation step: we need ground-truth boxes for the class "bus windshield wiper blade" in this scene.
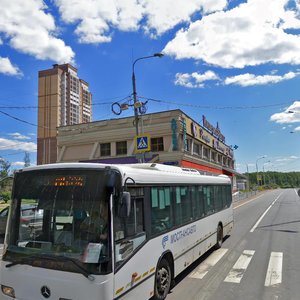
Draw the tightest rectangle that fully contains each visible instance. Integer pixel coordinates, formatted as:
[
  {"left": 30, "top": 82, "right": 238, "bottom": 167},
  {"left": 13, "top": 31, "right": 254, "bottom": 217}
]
[
  {"left": 48, "top": 255, "right": 95, "bottom": 281},
  {"left": 6, "top": 254, "right": 95, "bottom": 281},
  {"left": 5, "top": 255, "right": 36, "bottom": 268}
]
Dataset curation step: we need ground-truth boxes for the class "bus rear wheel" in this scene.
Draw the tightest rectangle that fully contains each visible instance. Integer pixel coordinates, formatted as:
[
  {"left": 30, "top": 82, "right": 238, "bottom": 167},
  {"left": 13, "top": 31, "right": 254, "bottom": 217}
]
[
  {"left": 215, "top": 225, "right": 223, "bottom": 249},
  {"left": 153, "top": 258, "right": 171, "bottom": 300}
]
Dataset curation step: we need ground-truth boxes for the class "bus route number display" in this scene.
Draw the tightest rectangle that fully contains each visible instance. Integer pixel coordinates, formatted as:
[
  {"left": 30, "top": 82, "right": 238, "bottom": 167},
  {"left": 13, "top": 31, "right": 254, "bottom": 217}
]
[{"left": 53, "top": 176, "right": 84, "bottom": 187}]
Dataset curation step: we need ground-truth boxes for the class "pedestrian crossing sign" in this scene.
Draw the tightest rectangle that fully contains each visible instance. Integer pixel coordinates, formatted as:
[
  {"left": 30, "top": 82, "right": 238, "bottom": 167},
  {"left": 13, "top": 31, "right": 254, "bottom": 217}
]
[{"left": 135, "top": 134, "right": 151, "bottom": 153}]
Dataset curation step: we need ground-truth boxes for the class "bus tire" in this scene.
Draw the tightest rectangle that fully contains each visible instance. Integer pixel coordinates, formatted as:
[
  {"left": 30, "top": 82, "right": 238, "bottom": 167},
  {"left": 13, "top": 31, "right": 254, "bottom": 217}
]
[
  {"left": 215, "top": 224, "right": 223, "bottom": 249},
  {"left": 153, "top": 258, "right": 171, "bottom": 300}
]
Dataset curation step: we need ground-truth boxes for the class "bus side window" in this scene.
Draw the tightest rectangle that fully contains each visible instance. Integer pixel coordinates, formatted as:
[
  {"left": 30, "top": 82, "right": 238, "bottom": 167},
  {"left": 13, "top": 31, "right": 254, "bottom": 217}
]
[
  {"left": 174, "top": 186, "right": 193, "bottom": 226},
  {"left": 114, "top": 196, "right": 146, "bottom": 265},
  {"left": 192, "top": 186, "right": 204, "bottom": 220},
  {"left": 151, "top": 187, "right": 172, "bottom": 235},
  {"left": 214, "top": 186, "right": 223, "bottom": 212},
  {"left": 203, "top": 186, "right": 215, "bottom": 215},
  {"left": 114, "top": 197, "right": 145, "bottom": 239},
  {"left": 225, "top": 185, "right": 232, "bottom": 207}
]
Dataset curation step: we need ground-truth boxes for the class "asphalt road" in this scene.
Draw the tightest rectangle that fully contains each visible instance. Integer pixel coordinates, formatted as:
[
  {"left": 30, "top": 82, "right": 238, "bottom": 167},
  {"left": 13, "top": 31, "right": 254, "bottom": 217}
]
[{"left": 167, "top": 189, "right": 300, "bottom": 300}]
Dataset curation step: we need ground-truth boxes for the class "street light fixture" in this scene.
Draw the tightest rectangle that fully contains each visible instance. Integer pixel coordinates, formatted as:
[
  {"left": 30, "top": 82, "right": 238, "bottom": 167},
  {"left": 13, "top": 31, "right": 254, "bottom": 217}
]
[{"left": 132, "top": 53, "right": 164, "bottom": 136}]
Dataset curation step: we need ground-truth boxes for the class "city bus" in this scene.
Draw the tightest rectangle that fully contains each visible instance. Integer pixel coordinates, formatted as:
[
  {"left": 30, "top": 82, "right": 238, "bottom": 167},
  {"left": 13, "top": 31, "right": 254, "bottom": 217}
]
[{"left": 0, "top": 162, "right": 233, "bottom": 300}]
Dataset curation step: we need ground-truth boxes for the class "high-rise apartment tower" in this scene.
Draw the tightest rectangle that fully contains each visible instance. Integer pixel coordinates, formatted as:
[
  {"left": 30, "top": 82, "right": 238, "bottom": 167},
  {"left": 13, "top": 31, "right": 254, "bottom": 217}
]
[{"left": 37, "top": 63, "right": 92, "bottom": 165}]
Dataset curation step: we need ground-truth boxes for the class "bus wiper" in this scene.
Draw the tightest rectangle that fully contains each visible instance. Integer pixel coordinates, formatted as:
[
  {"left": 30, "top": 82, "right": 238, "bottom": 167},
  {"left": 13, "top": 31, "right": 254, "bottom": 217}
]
[
  {"left": 47, "top": 255, "right": 95, "bottom": 281},
  {"left": 6, "top": 254, "right": 95, "bottom": 281},
  {"left": 6, "top": 255, "right": 36, "bottom": 268}
]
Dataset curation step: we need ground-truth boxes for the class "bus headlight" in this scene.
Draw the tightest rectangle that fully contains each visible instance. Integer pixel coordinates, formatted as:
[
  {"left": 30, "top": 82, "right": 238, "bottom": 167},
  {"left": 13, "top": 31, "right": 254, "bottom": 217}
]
[{"left": 1, "top": 285, "right": 15, "bottom": 298}]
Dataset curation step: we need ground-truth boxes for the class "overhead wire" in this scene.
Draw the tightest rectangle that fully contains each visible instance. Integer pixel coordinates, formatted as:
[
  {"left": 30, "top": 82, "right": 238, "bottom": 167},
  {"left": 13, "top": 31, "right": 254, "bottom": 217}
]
[
  {"left": 0, "top": 95, "right": 132, "bottom": 110},
  {"left": 0, "top": 150, "right": 37, "bottom": 156},
  {"left": 0, "top": 110, "right": 49, "bottom": 129},
  {"left": 138, "top": 96, "right": 295, "bottom": 110},
  {"left": 0, "top": 141, "right": 36, "bottom": 150},
  {"left": 0, "top": 94, "right": 295, "bottom": 111}
]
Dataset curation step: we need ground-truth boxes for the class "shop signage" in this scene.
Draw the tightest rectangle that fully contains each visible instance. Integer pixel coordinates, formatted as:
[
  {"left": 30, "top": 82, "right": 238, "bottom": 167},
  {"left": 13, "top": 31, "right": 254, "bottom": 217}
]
[
  {"left": 171, "top": 118, "right": 178, "bottom": 151},
  {"left": 199, "top": 128, "right": 211, "bottom": 145},
  {"left": 213, "top": 140, "right": 226, "bottom": 153},
  {"left": 182, "top": 119, "right": 187, "bottom": 151},
  {"left": 202, "top": 115, "right": 225, "bottom": 143},
  {"left": 191, "top": 122, "right": 197, "bottom": 137}
]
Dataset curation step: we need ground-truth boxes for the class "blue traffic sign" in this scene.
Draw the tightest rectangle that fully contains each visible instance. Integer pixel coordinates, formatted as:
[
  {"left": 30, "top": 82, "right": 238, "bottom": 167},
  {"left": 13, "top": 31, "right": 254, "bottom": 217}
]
[{"left": 135, "top": 134, "right": 151, "bottom": 152}]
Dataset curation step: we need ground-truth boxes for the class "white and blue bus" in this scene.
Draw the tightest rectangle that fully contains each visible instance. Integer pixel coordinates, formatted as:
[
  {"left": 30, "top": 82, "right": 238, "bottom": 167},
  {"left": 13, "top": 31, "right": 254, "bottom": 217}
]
[{"left": 0, "top": 162, "right": 233, "bottom": 300}]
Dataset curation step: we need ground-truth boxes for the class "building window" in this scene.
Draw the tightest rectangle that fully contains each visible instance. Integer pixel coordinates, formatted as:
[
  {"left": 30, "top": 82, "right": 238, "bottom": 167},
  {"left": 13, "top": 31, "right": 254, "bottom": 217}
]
[
  {"left": 151, "top": 137, "right": 164, "bottom": 152},
  {"left": 100, "top": 143, "right": 111, "bottom": 156},
  {"left": 186, "top": 139, "right": 192, "bottom": 152},
  {"left": 218, "top": 154, "right": 222, "bottom": 163},
  {"left": 193, "top": 143, "right": 201, "bottom": 156},
  {"left": 203, "top": 147, "right": 209, "bottom": 159},
  {"left": 211, "top": 151, "right": 216, "bottom": 162},
  {"left": 116, "top": 141, "right": 127, "bottom": 155}
]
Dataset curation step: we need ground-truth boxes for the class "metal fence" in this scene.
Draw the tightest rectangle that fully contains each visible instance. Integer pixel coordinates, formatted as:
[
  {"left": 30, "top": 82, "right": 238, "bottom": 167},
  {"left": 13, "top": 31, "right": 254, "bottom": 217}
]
[{"left": 232, "top": 190, "right": 259, "bottom": 203}]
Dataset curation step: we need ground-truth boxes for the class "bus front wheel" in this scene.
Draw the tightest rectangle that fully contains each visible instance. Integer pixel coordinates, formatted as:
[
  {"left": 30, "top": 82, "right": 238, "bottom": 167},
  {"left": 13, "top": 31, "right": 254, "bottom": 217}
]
[
  {"left": 153, "top": 258, "right": 171, "bottom": 300},
  {"left": 215, "top": 225, "right": 223, "bottom": 249}
]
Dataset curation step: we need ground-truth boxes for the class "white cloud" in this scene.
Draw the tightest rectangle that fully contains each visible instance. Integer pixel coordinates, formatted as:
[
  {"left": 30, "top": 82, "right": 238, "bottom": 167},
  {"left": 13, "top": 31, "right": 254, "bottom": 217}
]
[
  {"left": 8, "top": 133, "right": 31, "bottom": 140},
  {"left": 11, "top": 161, "right": 25, "bottom": 167},
  {"left": 175, "top": 70, "right": 299, "bottom": 88},
  {"left": 294, "top": 126, "right": 300, "bottom": 132},
  {"left": 270, "top": 101, "right": 300, "bottom": 124},
  {"left": 54, "top": 0, "right": 227, "bottom": 43},
  {"left": 0, "top": 57, "right": 22, "bottom": 77},
  {"left": 276, "top": 156, "right": 298, "bottom": 162},
  {"left": 164, "top": 0, "right": 300, "bottom": 68},
  {"left": 142, "top": 0, "right": 227, "bottom": 36},
  {"left": 55, "top": 0, "right": 144, "bottom": 43},
  {"left": 175, "top": 70, "right": 220, "bottom": 88},
  {"left": 0, "top": 0, "right": 74, "bottom": 63},
  {"left": 224, "top": 71, "right": 299, "bottom": 86},
  {"left": 0, "top": 138, "right": 36, "bottom": 152}
]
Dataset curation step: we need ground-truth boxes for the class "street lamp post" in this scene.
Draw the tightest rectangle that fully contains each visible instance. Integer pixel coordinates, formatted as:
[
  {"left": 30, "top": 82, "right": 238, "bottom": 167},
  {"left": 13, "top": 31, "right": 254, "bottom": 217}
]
[
  {"left": 132, "top": 53, "right": 164, "bottom": 136},
  {"left": 256, "top": 156, "right": 265, "bottom": 186},
  {"left": 245, "top": 163, "right": 250, "bottom": 190},
  {"left": 263, "top": 160, "right": 271, "bottom": 186}
]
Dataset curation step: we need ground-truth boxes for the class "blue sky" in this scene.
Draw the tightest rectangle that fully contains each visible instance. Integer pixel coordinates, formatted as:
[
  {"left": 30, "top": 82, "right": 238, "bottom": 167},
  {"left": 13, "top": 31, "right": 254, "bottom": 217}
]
[{"left": 0, "top": 0, "right": 300, "bottom": 173}]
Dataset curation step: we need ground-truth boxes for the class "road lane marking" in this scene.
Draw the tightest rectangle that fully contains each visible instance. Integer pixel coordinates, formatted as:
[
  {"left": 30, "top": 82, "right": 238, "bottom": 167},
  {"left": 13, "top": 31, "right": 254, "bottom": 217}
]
[
  {"left": 189, "top": 248, "right": 228, "bottom": 279},
  {"left": 294, "top": 189, "right": 299, "bottom": 197},
  {"left": 265, "top": 252, "right": 283, "bottom": 287},
  {"left": 250, "top": 193, "right": 282, "bottom": 233},
  {"left": 224, "top": 250, "right": 255, "bottom": 283}
]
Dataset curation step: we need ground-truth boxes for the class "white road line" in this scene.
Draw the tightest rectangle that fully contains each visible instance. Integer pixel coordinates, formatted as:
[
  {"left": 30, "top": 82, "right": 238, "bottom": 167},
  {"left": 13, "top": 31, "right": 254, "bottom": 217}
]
[
  {"left": 224, "top": 250, "right": 255, "bottom": 283},
  {"left": 294, "top": 189, "right": 299, "bottom": 197},
  {"left": 265, "top": 252, "right": 283, "bottom": 287},
  {"left": 250, "top": 193, "right": 282, "bottom": 233},
  {"left": 189, "top": 248, "right": 228, "bottom": 279}
]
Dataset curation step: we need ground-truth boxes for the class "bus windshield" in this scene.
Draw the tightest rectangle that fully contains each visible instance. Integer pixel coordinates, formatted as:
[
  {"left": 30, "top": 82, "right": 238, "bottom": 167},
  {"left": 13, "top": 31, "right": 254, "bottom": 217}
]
[{"left": 3, "top": 168, "right": 118, "bottom": 275}]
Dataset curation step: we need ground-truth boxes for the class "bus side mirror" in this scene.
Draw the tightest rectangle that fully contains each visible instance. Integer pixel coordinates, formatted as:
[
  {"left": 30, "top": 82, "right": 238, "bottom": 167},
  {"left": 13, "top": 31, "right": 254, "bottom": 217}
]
[{"left": 119, "top": 192, "right": 131, "bottom": 217}]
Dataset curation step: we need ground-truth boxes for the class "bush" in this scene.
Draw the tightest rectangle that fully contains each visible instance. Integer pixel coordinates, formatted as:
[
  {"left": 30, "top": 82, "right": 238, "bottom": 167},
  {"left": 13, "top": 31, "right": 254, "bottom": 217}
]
[{"left": 0, "top": 191, "right": 11, "bottom": 203}]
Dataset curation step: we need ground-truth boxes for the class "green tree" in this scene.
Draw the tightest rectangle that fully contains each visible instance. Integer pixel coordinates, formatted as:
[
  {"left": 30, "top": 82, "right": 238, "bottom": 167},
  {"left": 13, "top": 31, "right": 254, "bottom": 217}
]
[
  {"left": 24, "top": 151, "right": 30, "bottom": 167},
  {"left": 0, "top": 191, "right": 11, "bottom": 203},
  {"left": 0, "top": 157, "right": 10, "bottom": 179}
]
